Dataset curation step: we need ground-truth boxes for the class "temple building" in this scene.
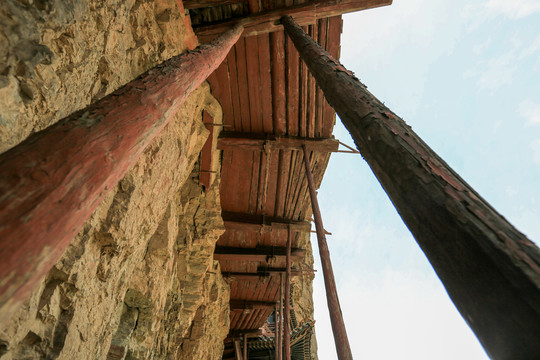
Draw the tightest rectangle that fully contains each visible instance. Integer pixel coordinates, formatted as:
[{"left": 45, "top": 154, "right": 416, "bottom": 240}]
[{"left": 0, "top": 0, "right": 539, "bottom": 359}]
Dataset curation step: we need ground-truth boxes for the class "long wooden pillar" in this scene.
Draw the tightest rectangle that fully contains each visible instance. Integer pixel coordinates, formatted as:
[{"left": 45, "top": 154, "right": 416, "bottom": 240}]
[
  {"left": 282, "top": 15, "right": 540, "bottom": 359},
  {"left": 283, "top": 226, "right": 292, "bottom": 360},
  {"left": 0, "top": 24, "right": 244, "bottom": 325},
  {"left": 275, "top": 301, "right": 280, "bottom": 360},
  {"left": 278, "top": 273, "right": 284, "bottom": 360},
  {"left": 303, "top": 146, "right": 353, "bottom": 360}
]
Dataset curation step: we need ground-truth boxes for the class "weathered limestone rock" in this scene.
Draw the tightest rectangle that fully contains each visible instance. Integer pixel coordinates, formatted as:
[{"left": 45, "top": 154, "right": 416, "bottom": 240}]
[{"left": 0, "top": 0, "right": 230, "bottom": 359}]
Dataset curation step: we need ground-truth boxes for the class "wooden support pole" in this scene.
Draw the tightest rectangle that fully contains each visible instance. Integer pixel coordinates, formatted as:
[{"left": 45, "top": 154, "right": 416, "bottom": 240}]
[
  {"left": 0, "top": 23, "right": 244, "bottom": 325},
  {"left": 230, "top": 299, "right": 277, "bottom": 310},
  {"left": 194, "top": 0, "right": 392, "bottom": 41},
  {"left": 281, "top": 15, "right": 540, "bottom": 359},
  {"left": 302, "top": 145, "right": 353, "bottom": 360},
  {"left": 283, "top": 226, "right": 292, "bottom": 360},
  {"left": 234, "top": 339, "right": 244, "bottom": 360},
  {"left": 243, "top": 333, "right": 248, "bottom": 360},
  {"left": 278, "top": 273, "right": 284, "bottom": 360},
  {"left": 218, "top": 132, "right": 339, "bottom": 152},
  {"left": 275, "top": 301, "right": 280, "bottom": 360},
  {"left": 214, "top": 246, "right": 306, "bottom": 262}
]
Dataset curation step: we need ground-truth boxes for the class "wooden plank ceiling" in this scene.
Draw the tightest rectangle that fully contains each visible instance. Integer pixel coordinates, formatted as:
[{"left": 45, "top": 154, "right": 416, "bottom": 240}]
[{"left": 188, "top": 0, "right": 389, "bottom": 347}]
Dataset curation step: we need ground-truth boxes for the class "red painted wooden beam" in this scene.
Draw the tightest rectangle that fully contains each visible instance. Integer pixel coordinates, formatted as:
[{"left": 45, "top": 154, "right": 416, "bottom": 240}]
[
  {"left": 183, "top": 0, "right": 244, "bottom": 9},
  {"left": 230, "top": 299, "right": 277, "bottom": 310},
  {"left": 222, "top": 211, "right": 311, "bottom": 233},
  {"left": 0, "top": 23, "right": 244, "bottom": 325},
  {"left": 214, "top": 246, "right": 306, "bottom": 262},
  {"left": 281, "top": 15, "right": 540, "bottom": 359}
]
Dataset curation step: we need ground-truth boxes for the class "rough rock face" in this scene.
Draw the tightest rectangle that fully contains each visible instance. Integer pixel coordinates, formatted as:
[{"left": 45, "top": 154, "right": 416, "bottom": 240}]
[{"left": 0, "top": 0, "right": 231, "bottom": 359}]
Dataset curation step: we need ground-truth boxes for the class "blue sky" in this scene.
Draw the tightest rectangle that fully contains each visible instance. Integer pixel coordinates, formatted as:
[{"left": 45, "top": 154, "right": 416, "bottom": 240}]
[{"left": 311, "top": 0, "right": 540, "bottom": 358}]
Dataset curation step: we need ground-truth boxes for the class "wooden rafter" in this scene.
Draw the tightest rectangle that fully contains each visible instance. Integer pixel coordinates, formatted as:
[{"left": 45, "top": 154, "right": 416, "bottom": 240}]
[
  {"left": 194, "top": 0, "right": 392, "bottom": 40},
  {"left": 183, "top": 0, "right": 243, "bottom": 9},
  {"left": 230, "top": 299, "right": 277, "bottom": 310},
  {"left": 222, "top": 211, "right": 311, "bottom": 233},
  {"left": 214, "top": 246, "right": 306, "bottom": 262},
  {"left": 223, "top": 267, "right": 305, "bottom": 280}
]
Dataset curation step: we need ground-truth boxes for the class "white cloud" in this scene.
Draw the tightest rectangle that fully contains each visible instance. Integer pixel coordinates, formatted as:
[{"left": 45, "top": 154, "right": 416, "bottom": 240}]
[
  {"left": 519, "top": 99, "right": 540, "bottom": 126},
  {"left": 530, "top": 137, "right": 540, "bottom": 164},
  {"left": 474, "top": 33, "right": 540, "bottom": 92},
  {"left": 313, "top": 267, "right": 489, "bottom": 359},
  {"left": 476, "top": 52, "right": 517, "bottom": 91},
  {"left": 485, "top": 0, "right": 540, "bottom": 19}
]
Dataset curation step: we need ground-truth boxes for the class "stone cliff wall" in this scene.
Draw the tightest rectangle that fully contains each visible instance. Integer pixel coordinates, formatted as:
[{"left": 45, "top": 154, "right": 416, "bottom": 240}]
[{"left": 0, "top": 0, "right": 231, "bottom": 359}]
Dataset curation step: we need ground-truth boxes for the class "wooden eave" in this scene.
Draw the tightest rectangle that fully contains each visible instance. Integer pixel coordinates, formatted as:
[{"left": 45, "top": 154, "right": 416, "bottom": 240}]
[{"left": 188, "top": 0, "right": 392, "bottom": 347}]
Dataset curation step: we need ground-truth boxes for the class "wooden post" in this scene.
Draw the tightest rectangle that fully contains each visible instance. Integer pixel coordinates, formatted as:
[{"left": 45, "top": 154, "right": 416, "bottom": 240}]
[
  {"left": 0, "top": 23, "right": 244, "bottom": 325},
  {"left": 243, "top": 333, "right": 248, "bottom": 360},
  {"left": 234, "top": 339, "right": 244, "bottom": 360},
  {"left": 282, "top": 15, "right": 540, "bottom": 359},
  {"left": 278, "top": 273, "right": 284, "bottom": 360},
  {"left": 302, "top": 146, "right": 353, "bottom": 360},
  {"left": 283, "top": 226, "right": 292, "bottom": 360},
  {"left": 275, "top": 301, "right": 280, "bottom": 360}
]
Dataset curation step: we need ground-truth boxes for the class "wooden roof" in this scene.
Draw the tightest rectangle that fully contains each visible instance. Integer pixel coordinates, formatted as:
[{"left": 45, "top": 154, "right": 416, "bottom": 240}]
[{"left": 189, "top": 0, "right": 391, "bottom": 346}]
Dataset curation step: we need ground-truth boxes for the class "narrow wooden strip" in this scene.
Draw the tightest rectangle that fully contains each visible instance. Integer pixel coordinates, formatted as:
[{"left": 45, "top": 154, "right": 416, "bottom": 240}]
[
  {"left": 233, "top": 151, "right": 255, "bottom": 213},
  {"left": 257, "top": 151, "right": 270, "bottom": 214},
  {"left": 273, "top": 150, "right": 289, "bottom": 217},
  {"left": 307, "top": 24, "right": 317, "bottom": 138},
  {"left": 258, "top": 33, "right": 274, "bottom": 133},
  {"left": 270, "top": 31, "right": 287, "bottom": 135},
  {"left": 183, "top": 0, "right": 243, "bottom": 9},
  {"left": 282, "top": 150, "right": 298, "bottom": 218},
  {"left": 315, "top": 17, "right": 328, "bottom": 138},
  {"left": 286, "top": 34, "right": 299, "bottom": 136},
  {"left": 247, "top": 0, "right": 260, "bottom": 13},
  {"left": 226, "top": 47, "right": 242, "bottom": 131},
  {"left": 235, "top": 38, "right": 252, "bottom": 132},
  {"left": 264, "top": 149, "right": 280, "bottom": 215},
  {"left": 299, "top": 25, "right": 310, "bottom": 137},
  {"left": 248, "top": 151, "right": 261, "bottom": 213},
  {"left": 322, "top": 15, "right": 342, "bottom": 136},
  {"left": 245, "top": 35, "right": 264, "bottom": 133}
]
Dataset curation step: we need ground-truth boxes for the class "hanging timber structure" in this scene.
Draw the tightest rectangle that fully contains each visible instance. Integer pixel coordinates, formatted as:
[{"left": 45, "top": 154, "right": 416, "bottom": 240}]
[
  {"left": 3, "top": 0, "right": 538, "bottom": 359},
  {"left": 187, "top": 0, "right": 398, "bottom": 357},
  {"left": 280, "top": 14, "right": 540, "bottom": 359}
]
